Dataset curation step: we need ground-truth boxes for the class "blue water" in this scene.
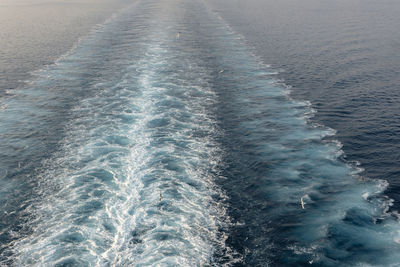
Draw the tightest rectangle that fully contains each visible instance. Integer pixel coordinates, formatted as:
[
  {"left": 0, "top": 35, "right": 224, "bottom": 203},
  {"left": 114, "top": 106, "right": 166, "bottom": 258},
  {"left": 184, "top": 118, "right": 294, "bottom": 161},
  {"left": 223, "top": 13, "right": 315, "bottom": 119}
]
[
  {"left": 0, "top": 0, "right": 400, "bottom": 265},
  {"left": 206, "top": 0, "right": 400, "bottom": 212}
]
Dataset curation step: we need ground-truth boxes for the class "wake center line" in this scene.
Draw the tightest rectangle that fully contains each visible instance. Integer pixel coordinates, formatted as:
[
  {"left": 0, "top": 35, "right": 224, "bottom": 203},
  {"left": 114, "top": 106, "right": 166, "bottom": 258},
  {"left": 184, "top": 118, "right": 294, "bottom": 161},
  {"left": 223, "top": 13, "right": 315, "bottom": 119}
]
[{"left": 9, "top": 0, "right": 236, "bottom": 266}]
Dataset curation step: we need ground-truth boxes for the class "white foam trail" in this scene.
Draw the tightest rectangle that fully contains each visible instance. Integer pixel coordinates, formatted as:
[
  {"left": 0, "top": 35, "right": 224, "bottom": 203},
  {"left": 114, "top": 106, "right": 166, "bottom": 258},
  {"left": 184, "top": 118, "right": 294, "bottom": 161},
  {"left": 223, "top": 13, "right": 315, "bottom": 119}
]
[
  {"left": 4, "top": 0, "right": 400, "bottom": 266},
  {"left": 8, "top": 1, "right": 235, "bottom": 265}
]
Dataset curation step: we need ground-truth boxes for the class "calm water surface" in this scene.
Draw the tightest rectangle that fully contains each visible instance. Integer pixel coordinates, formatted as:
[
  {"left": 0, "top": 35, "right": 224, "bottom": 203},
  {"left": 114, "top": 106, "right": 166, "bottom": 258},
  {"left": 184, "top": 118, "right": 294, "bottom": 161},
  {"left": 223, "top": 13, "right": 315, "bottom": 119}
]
[{"left": 0, "top": 0, "right": 130, "bottom": 93}]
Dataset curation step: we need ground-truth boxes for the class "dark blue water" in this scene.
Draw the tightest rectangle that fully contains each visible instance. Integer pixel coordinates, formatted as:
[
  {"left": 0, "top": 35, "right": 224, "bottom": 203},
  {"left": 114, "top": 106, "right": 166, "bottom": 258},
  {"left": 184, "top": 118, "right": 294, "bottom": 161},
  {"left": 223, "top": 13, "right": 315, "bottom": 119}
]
[
  {"left": 1, "top": 0, "right": 400, "bottom": 265},
  {"left": 206, "top": 0, "right": 400, "bottom": 211}
]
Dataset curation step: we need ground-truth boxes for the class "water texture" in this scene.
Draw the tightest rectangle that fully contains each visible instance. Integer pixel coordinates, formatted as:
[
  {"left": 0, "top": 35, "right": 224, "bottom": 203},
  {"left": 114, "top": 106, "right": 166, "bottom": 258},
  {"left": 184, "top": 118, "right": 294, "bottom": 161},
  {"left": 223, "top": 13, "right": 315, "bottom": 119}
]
[
  {"left": 205, "top": 0, "right": 400, "bottom": 211},
  {"left": 0, "top": 0, "right": 399, "bottom": 266}
]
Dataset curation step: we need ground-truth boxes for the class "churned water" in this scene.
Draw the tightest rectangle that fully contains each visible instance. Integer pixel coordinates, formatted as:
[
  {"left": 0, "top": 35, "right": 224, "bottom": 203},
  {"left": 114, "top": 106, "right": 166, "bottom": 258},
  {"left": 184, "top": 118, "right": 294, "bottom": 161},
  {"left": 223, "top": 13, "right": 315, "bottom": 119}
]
[{"left": 1, "top": 0, "right": 400, "bottom": 266}]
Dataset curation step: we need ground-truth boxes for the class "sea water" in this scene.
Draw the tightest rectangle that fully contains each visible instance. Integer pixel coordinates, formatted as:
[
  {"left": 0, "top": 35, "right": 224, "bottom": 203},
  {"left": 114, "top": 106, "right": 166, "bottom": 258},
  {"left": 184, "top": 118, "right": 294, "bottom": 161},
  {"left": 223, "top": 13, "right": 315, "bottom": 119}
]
[{"left": 0, "top": 0, "right": 399, "bottom": 265}]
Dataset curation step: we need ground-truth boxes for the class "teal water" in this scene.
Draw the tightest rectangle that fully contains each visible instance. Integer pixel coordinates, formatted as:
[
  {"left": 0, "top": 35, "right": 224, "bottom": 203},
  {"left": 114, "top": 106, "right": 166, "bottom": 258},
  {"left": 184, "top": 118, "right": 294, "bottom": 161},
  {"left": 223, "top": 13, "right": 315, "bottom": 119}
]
[{"left": 1, "top": 0, "right": 400, "bottom": 265}]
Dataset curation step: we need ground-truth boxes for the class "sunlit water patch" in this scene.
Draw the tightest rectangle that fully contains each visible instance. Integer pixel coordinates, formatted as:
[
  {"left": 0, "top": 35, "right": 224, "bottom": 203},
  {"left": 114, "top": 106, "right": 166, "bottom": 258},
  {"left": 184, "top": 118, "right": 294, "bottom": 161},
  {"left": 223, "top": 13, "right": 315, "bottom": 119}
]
[{"left": 0, "top": 0, "right": 399, "bottom": 266}]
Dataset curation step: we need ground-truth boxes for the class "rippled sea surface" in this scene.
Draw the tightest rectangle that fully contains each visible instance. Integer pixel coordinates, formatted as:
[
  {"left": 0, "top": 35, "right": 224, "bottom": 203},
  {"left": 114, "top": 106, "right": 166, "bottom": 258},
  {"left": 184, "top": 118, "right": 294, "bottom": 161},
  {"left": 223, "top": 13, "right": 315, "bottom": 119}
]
[
  {"left": 1, "top": 0, "right": 400, "bottom": 266},
  {"left": 206, "top": 0, "right": 400, "bottom": 210}
]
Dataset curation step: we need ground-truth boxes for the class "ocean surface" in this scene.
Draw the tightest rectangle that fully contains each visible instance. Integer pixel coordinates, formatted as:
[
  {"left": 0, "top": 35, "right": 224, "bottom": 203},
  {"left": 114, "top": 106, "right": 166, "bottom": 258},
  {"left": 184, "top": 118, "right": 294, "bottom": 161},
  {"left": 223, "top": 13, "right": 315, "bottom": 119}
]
[
  {"left": 0, "top": 0, "right": 130, "bottom": 94},
  {"left": 0, "top": 0, "right": 400, "bottom": 266},
  {"left": 206, "top": 0, "right": 400, "bottom": 211}
]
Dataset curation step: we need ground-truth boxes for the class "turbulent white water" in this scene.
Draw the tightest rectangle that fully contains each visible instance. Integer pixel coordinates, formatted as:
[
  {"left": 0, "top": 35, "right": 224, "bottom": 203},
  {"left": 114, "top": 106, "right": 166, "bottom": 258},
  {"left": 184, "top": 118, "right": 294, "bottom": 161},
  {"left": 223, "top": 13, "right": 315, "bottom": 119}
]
[
  {"left": 0, "top": 0, "right": 400, "bottom": 266},
  {"left": 3, "top": 2, "right": 234, "bottom": 265}
]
